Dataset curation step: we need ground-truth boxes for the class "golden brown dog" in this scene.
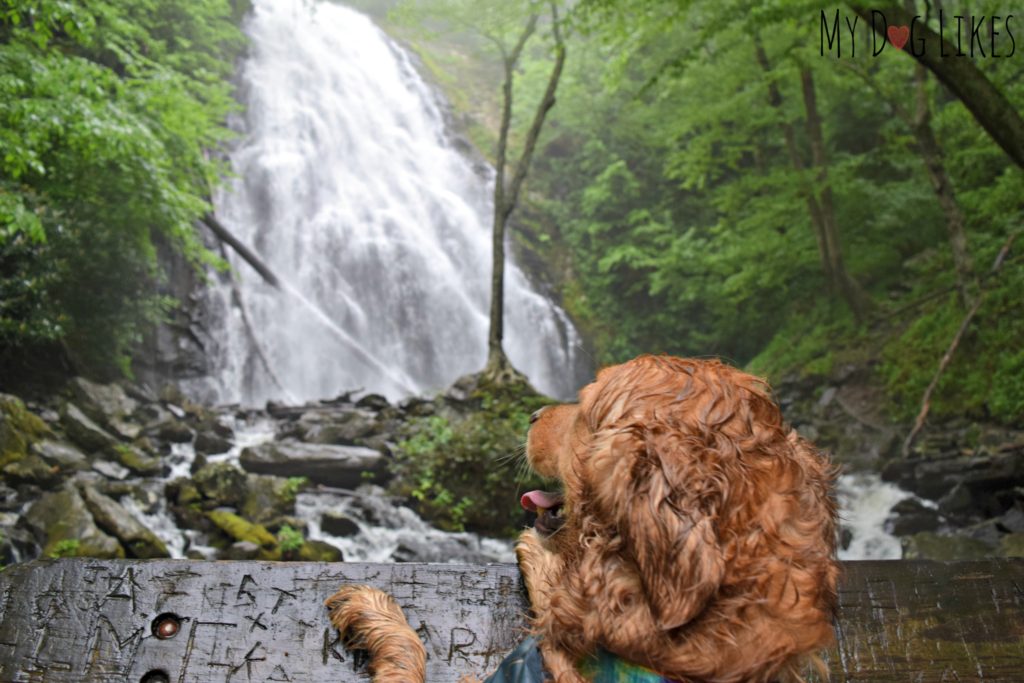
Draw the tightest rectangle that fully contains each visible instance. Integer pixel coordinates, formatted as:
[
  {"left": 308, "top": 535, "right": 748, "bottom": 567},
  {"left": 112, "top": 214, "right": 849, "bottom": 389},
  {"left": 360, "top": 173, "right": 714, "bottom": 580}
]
[{"left": 327, "top": 355, "right": 839, "bottom": 682}]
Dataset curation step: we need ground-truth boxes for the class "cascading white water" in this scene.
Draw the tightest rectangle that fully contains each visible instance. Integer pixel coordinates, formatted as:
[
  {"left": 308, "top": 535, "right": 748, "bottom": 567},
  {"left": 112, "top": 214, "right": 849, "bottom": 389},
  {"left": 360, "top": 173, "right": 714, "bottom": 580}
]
[{"left": 194, "top": 0, "right": 586, "bottom": 405}]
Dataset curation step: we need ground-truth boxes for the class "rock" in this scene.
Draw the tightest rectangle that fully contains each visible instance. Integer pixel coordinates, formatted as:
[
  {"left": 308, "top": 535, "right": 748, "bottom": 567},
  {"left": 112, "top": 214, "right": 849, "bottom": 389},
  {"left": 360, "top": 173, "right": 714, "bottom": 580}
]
[
  {"left": 207, "top": 510, "right": 278, "bottom": 559},
  {"left": 220, "top": 540, "right": 261, "bottom": 560},
  {"left": 67, "top": 376, "right": 139, "bottom": 432},
  {"left": 938, "top": 483, "right": 977, "bottom": 519},
  {"left": 355, "top": 394, "right": 390, "bottom": 411},
  {"left": 60, "top": 402, "right": 118, "bottom": 453},
  {"left": 901, "top": 531, "right": 995, "bottom": 560},
  {"left": 298, "top": 539, "right": 343, "bottom": 562},
  {"left": 1000, "top": 533, "right": 1024, "bottom": 558},
  {"left": 290, "top": 409, "right": 380, "bottom": 446},
  {"left": 22, "top": 486, "right": 124, "bottom": 558},
  {"left": 886, "top": 498, "right": 942, "bottom": 536},
  {"left": 239, "top": 474, "right": 300, "bottom": 527},
  {"left": 839, "top": 526, "right": 853, "bottom": 551},
  {"left": 92, "top": 460, "right": 131, "bottom": 480},
  {"left": 239, "top": 439, "right": 388, "bottom": 488},
  {"left": 107, "top": 444, "right": 162, "bottom": 476},
  {"left": 156, "top": 420, "right": 194, "bottom": 443},
  {"left": 79, "top": 484, "right": 169, "bottom": 558},
  {"left": 321, "top": 511, "right": 361, "bottom": 537},
  {"left": 400, "top": 397, "right": 436, "bottom": 417},
  {"left": 0, "top": 515, "right": 35, "bottom": 565},
  {"left": 193, "top": 462, "right": 248, "bottom": 507},
  {"left": 2, "top": 454, "right": 61, "bottom": 489},
  {"left": 0, "top": 482, "right": 19, "bottom": 511},
  {"left": 194, "top": 431, "right": 232, "bottom": 455},
  {"left": 390, "top": 535, "right": 488, "bottom": 563},
  {"left": 32, "top": 439, "right": 88, "bottom": 470},
  {"left": 817, "top": 387, "right": 837, "bottom": 409},
  {"left": 999, "top": 505, "right": 1024, "bottom": 534},
  {"left": 1, "top": 393, "right": 52, "bottom": 467}
]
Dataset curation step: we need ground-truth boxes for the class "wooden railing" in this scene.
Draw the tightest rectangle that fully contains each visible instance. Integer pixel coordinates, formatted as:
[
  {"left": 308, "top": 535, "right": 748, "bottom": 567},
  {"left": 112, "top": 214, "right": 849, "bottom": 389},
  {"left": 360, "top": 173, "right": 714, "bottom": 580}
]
[{"left": 0, "top": 559, "right": 1022, "bottom": 681}]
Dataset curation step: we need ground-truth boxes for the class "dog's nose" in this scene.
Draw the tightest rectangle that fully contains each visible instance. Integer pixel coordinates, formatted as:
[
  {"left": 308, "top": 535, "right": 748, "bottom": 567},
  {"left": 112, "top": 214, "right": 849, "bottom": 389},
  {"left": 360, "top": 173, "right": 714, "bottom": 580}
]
[{"left": 529, "top": 407, "right": 547, "bottom": 424}]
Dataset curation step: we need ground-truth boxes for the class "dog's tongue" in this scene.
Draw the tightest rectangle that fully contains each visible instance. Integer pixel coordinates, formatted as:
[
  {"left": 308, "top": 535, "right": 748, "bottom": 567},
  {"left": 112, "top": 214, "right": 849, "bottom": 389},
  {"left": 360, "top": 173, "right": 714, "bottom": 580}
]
[{"left": 521, "top": 490, "right": 563, "bottom": 512}]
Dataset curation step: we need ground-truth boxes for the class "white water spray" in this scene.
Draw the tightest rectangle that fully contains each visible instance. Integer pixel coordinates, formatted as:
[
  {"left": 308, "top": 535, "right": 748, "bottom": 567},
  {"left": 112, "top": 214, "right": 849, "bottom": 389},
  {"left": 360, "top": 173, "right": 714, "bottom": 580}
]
[{"left": 194, "top": 0, "right": 585, "bottom": 405}]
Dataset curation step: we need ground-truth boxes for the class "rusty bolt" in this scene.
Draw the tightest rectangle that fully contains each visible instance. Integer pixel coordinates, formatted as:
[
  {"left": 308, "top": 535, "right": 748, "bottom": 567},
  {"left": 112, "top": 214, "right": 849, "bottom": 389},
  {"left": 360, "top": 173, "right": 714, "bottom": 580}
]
[{"left": 152, "top": 613, "right": 181, "bottom": 639}]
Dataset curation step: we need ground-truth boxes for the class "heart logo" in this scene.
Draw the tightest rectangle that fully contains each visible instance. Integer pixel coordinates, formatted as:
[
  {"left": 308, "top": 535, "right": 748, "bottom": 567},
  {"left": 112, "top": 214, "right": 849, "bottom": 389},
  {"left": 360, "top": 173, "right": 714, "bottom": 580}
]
[{"left": 887, "top": 25, "right": 910, "bottom": 50}]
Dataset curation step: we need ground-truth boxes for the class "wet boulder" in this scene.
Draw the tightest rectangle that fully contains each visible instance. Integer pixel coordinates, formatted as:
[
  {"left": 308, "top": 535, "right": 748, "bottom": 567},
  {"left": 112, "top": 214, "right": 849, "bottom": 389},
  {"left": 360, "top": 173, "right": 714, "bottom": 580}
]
[
  {"left": 239, "top": 474, "right": 302, "bottom": 527},
  {"left": 23, "top": 485, "right": 124, "bottom": 559},
  {"left": 60, "top": 402, "right": 119, "bottom": 453},
  {"left": 2, "top": 454, "right": 61, "bottom": 489},
  {"left": 239, "top": 439, "right": 388, "bottom": 488},
  {"left": 67, "top": 377, "right": 140, "bottom": 439},
  {"left": 193, "top": 462, "right": 248, "bottom": 507},
  {"left": 32, "top": 439, "right": 89, "bottom": 471},
  {"left": 79, "top": 484, "right": 169, "bottom": 558},
  {"left": 321, "top": 511, "right": 361, "bottom": 537},
  {"left": 106, "top": 444, "right": 162, "bottom": 476}
]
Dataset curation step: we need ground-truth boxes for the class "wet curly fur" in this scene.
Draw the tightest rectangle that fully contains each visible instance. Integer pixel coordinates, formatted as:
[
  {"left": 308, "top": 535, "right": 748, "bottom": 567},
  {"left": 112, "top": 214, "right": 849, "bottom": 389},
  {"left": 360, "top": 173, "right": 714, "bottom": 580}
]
[{"left": 327, "top": 355, "right": 839, "bottom": 682}]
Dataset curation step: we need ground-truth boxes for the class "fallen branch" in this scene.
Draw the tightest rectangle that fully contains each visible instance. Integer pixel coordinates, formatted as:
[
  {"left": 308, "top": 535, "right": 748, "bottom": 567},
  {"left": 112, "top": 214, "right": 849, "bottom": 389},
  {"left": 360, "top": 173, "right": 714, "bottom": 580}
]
[
  {"left": 903, "top": 231, "right": 1019, "bottom": 456},
  {"left": 201, "top": 213, "right": 280, "bottom": 288}
]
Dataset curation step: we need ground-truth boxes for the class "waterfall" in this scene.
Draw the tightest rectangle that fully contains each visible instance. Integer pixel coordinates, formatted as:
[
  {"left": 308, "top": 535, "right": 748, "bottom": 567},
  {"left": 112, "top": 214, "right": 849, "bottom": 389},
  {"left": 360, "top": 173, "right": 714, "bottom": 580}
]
[{"left": 192, "top": 0, "right": 587, "bottom": 405}]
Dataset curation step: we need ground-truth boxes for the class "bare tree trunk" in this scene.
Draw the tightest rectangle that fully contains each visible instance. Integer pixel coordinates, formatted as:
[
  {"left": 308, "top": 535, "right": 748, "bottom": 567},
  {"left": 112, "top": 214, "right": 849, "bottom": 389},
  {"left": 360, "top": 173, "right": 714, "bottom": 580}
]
[
  {"left": 799, "top": 67, "right": 871, "bottom": 322},
  {"left": 485, "top": 4, "right": 566, "bottom": 382}
]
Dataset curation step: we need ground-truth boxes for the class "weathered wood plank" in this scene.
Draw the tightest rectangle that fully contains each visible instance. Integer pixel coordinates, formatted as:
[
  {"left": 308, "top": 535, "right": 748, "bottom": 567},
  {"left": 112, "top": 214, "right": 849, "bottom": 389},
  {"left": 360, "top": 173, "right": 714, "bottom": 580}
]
[{"left": 0, "top": 559, "right": 1022, "bottom": 682}]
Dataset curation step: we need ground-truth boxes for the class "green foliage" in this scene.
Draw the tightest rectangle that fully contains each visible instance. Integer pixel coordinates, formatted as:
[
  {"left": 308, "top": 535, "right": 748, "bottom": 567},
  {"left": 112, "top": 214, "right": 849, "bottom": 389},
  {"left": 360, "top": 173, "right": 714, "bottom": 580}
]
[
  {"left": 276, "top": 524, "right": 304, "bottom": 557},
  {"left": 48, "top": 538, "right": 80, "bottom": 558},
  {"left": 487, "top": 0, "right": 1021, "bottom": 425},
  {"left": 0, "top": 0, "right": 245, "bottom": 378},
  {"left": 282, "top": 476, "right": 308, "bottom": 502},
  {"left": 391, "top": 390, "right": 551, "bottom": 536}
]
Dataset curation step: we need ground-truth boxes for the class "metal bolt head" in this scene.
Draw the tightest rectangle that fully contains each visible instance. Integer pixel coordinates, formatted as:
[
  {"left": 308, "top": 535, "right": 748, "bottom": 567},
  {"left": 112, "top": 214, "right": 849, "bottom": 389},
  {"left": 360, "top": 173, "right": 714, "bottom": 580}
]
[{"left": 152, "top": 613, "right": 181, "bottom": 639}]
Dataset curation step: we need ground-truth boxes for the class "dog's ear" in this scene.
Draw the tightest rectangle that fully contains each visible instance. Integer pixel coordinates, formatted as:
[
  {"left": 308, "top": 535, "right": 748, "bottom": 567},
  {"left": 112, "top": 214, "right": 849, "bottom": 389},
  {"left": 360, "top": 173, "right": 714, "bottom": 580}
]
[{"left": 587, "top": 427, "right": 725, "bottom": 631}]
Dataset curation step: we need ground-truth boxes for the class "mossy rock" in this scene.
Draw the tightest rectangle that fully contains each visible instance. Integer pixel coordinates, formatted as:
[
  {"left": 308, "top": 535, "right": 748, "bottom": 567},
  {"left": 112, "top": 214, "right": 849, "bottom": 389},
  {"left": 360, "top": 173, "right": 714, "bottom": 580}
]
[
  {"left": 108, "top": 444, "right": 162, "bottom": 476},
  {"left": 194, "top": 462, "right": 248, "bottom": 507},
  {"left": 239, "top": 474, "right": 300, "bottom": 526},
  {"left": 901, "top": 531, "right": 996, "bottom": 560},
  {"left": 207, "top": 510, "right": 279, "bottom": 559},
  {"left": 0, "top": 394, "right": 51, "bottom": 468},
  {"left": 23, "top": 486, "right": 125, "bottom": 559},
  {"left": 1000, "top": 533, "right": 1024, "bottom": 558},
  {"left": 2, "top": 454, "right": 61, "bottom": 489},
  {"left": 297, "top": 539, "right": 343, "bottom": 562}
]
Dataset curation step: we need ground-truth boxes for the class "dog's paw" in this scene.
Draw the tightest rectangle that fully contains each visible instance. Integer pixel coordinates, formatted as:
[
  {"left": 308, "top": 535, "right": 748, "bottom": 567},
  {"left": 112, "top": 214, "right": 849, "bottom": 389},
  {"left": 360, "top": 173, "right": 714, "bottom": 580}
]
[{"left": 325, "top": 585, "right": 426, "bottom": 682}]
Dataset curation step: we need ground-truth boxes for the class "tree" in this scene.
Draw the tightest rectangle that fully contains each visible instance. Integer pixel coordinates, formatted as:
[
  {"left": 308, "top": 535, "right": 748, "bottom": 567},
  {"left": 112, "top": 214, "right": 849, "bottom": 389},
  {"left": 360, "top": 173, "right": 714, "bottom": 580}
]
[
  {"left": 0, "top": 0, "right": 244, "bottom": 379},
  {"left": 394, "top": 0, "right": 568, "bottom": 385}
]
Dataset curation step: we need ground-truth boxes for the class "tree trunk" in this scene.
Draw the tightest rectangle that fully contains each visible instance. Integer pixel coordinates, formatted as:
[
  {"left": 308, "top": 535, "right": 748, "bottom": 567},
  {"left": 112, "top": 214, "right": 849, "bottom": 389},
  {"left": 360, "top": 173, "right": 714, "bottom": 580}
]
[
  {"left": 753, "top": 40, "right": 835, "bottom": 287},
  {"left": 852, "top": 4, "right": 1024, "bottom": 169},
  {"left": 799, "top": 67, "right": 871, "bottom": 322},
  {"left": 486, "top": 4, "right": 566, "bottom": 382},
  {"left": 909, "top": 60, "right": 977, "bottom": 307}
]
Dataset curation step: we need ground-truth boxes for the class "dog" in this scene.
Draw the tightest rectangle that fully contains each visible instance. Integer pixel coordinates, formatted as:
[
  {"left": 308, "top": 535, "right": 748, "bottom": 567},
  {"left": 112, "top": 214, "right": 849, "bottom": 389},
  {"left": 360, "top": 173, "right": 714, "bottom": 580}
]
[{"left": 327, "top": 355, "right": 839, "bottom": 682}]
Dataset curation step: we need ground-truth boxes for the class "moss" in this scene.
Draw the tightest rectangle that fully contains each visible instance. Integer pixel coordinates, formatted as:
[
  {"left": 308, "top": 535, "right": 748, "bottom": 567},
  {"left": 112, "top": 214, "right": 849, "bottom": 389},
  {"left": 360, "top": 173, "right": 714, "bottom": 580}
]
[
  {"left": 207, "top": 510, "right": 279, "bottom": 559},
  {"left": 0, "top": 394, "right": 51, "bottom": 467},
  {"left": 111, "top": 443, "right": 161, "bottom": 476}
]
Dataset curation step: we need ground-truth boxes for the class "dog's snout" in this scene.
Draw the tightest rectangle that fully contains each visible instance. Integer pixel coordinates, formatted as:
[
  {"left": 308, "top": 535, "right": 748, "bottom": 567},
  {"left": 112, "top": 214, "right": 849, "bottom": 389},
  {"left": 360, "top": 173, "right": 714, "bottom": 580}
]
[{"left": 530, "top": 407, "right": 547, "bottom": 424}]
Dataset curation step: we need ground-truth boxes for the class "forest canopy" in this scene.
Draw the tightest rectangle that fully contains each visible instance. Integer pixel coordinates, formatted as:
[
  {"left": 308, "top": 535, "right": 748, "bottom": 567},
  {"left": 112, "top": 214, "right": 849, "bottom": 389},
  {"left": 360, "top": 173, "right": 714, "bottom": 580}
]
[
  {"left": 456, "top": 0, "right": 1023, "bottom": 424},
  {"left": 0, "top": 0, "right": 245, "bottom": 378}
]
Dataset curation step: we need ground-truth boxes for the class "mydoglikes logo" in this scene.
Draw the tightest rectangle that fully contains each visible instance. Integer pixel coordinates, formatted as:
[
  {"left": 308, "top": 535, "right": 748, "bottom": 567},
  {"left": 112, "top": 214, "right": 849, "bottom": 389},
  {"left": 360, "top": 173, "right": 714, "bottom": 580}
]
[{"left": 821, "top": 9, "right": 1017, "bottom": 57}]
